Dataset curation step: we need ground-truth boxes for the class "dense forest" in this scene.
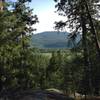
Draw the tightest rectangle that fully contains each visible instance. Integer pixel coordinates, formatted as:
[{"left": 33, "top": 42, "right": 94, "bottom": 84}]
[{"left": 0, "top": 0, "right": 100, "bottom": 100}]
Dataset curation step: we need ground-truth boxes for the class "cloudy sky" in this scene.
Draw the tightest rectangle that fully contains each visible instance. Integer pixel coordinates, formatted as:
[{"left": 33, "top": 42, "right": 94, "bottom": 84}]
[{"left": 29, "top": 0, "right": 67, "bottom": 33}]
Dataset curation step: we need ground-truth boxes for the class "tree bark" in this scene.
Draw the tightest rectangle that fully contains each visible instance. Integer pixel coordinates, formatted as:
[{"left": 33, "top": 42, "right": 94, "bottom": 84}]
[
  {"left": 84, "top": 0, "right": 100, "bottom": 95},
  {"left": 84, "top": 0, "right": 100, "bottom": 56},
  {"left": 80, "top": 6, "right": 93, "bottom": 95}
]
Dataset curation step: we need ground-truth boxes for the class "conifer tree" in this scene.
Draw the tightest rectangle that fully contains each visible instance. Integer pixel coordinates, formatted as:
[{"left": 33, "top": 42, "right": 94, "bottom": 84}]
[
  {"left": 54, "top": 0, "right": 100, "bottom": 95},
  {"left": 0, "top": 0, "right": 38, "bottom": 92}
]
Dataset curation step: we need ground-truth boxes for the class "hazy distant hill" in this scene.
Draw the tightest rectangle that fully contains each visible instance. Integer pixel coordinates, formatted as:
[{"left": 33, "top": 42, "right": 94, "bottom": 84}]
[{"left": 31, "top": 31, "right": 81, "bottom": 49}]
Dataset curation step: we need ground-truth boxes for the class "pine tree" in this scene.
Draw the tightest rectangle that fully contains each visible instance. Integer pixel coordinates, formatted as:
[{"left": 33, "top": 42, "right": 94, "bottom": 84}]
[
  {"left": 0, "top": 0, "right": 38, "bottom": 92},
  {"left": 54, "top": 0, "right": 100, "bottom": 95}
]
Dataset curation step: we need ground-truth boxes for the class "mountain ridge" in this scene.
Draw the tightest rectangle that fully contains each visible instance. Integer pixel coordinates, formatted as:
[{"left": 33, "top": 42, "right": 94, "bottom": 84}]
[{"left": 31, "top": 31, "right": 80, "bottom": 49}]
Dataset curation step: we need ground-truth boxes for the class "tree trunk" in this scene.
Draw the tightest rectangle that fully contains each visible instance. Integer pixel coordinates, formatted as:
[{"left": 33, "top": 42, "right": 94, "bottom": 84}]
[
  {"left": 84, "top": 0, "right": 100, "bottom": 56},
  {"left": 80, "top": 7, "right": 93, "bottom": 95},
  {"left": 84, "top": 0, "right": 100, "bottom": 95}
]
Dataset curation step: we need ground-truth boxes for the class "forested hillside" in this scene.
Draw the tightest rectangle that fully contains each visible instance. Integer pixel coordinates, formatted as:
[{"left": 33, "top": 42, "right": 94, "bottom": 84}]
[{"left": 31, "top": 31, "right": 81, "bottom": 48}]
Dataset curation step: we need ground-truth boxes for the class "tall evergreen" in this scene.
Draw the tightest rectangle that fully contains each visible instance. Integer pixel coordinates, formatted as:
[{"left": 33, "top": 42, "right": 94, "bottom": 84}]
[
  {"left": 0, "top": 0, "right": 38, "bottom": 92},
  {"left": 54, "top": 0, "right": 100, "bottom": 95}
]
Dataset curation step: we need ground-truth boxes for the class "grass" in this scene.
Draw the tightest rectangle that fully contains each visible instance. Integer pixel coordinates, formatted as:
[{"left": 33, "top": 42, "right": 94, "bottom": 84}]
[
  {"left": 75, "top": 95, "right": 100, "bottom": 100},
  {"left": 42, "top": 53, "right": 52, "bottom": 58}
]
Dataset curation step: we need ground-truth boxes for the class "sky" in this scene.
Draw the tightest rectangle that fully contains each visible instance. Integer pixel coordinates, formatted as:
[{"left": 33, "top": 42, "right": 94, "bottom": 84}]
[{"left": 29, "top": 0, "right": 67, "bottom": 33}]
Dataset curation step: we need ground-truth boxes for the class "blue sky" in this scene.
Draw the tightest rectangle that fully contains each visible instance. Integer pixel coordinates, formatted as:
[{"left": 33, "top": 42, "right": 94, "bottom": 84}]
[
  {"left": 30, "top": 0, "right": 55, "bottom": 13},
  {"left": 29, "top": 0, "right": 67, "bottom": 33},
  {"left": 10, "top": 0, "right": 67, "bottom": 33}
]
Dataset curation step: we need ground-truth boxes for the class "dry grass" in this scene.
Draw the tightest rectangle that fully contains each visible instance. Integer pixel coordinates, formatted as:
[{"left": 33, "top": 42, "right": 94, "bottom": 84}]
[{"left": 75, "top": 96, "right": 100, "bottom": 100}]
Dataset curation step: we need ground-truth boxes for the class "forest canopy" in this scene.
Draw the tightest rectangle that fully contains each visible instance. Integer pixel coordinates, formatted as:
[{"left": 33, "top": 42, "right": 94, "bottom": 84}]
[{"left": 0, "top": 0, "right": 100, "bottom": 99}]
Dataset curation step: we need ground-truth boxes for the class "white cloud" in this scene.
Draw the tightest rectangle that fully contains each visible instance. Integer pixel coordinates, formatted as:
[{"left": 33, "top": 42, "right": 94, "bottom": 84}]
[{"left": 33, "top": 10, "right": 68, "bottom": 34}]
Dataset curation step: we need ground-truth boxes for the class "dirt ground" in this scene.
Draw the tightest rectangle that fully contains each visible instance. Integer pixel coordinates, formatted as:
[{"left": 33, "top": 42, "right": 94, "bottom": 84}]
[{"left": 0, "top": 90, "right": 74, "bottom": 100}]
